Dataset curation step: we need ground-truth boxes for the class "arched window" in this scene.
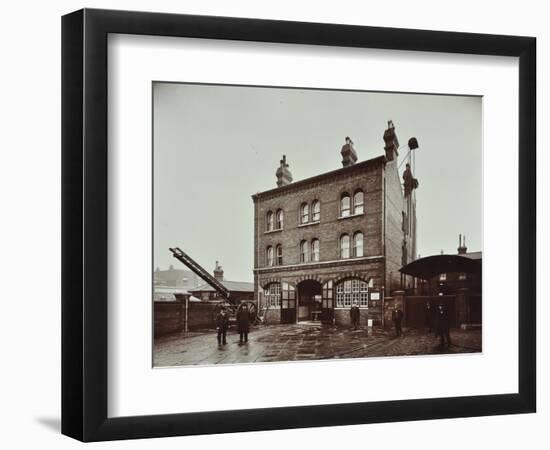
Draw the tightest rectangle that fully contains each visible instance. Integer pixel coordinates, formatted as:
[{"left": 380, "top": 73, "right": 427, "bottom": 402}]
[
  {"left": 276, "top": 244, "right": 283, "bottom": 265},
  {"left": 353, "top": 232, "right": 364, "bottom": 257},
  {"left": 340, "top": 193, "right": 351, "bottom": 217},
  {"left": 276, "top": 209, "right": 284, "bottom": 229},
  {"left": 312, "top": 200, "right": 320, "bottom": 222},
  {"left": 266, "top": 246, "right": 274, "bottom": 266},
  {"left": 300, "top": 240, "right": 309, "bottom": 263},
  {"left": 340, "top": 234, "right": 350, "bottom": 258},
  {"left": 266, "top": 211, "right": 274, "bottom": 231},
  {"left": 354, "top": 190, "right": 364, "bottom": 215},
  {"left": 264, "top": 282, "right": 281, "bottom": 308},
  {"left": 336, "top": 278, "right": 369, "bottom": 307},
  {"left": 300, "top": 202, "right": 309, "bottom": 224},
  {"left": 311, "top": 239, "right": 320, "bottom": 262}
]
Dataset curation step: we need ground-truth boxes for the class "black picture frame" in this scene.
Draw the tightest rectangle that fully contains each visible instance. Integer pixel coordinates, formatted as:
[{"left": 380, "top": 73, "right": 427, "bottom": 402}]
[{"left": 61, "top": 8, "right": 536, "bottom": 442}]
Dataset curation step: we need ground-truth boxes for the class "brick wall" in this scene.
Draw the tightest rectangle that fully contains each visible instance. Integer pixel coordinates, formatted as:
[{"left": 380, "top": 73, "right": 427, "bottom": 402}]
[
  {"left": 253, "top": 160, "right": 384, "bottom": 270},
  {"left": 253, "top": 159, "right": 385, "bottom": 301},
  {"left": 384, "top": 158, "right": 416, "bottom": 293}
]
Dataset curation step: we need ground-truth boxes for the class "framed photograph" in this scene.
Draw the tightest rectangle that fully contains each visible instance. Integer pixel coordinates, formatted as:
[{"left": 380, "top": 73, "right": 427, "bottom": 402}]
[{"left": 62, "top": 8, "right": 536, "bottom": 442}]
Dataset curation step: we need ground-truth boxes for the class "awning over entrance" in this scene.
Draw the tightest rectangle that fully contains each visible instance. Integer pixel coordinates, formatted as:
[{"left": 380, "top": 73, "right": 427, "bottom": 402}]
[{"left": 399, "top": 254, "right": 481, "bottom": 280}]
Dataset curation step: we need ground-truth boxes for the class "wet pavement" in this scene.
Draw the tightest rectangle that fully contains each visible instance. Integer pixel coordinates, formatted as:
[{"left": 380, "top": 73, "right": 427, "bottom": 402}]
[{"left": 154, "top": 323, "right": 482, "bottom": 367}]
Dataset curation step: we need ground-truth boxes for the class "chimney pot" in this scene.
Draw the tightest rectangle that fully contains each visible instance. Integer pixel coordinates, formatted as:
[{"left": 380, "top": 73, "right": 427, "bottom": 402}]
[
  {"left": 276, "top": 154, "right": 293, "bottom": 187},
  {"left": 341, "top": 136, "right": 358, "bottom": 167},
  {"left": 383, "top": 120, "right": 400, "bottom": 161}
]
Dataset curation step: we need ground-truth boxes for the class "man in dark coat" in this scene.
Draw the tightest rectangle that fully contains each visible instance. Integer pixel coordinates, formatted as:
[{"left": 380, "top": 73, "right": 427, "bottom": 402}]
[
  {"left": 350, "top": 301, "right": 360, "bottom": 330},
  {"left": 236, "top": 302, "right": 251, "bottom": 344},
  {"left": 392, "top": 306, "right": 404, "bottom": 337},
  {"left": 435, "top": 303, "right": 451, "bottom": 348},
  {"left": 216, "top": 306, "right": 229, "bottom": 345}
]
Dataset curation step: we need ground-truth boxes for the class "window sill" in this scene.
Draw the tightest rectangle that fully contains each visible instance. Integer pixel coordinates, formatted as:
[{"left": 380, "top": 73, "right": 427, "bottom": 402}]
[
  {"left": 334, "top": 307, "right": 369, "bottom": 310},
  {"left": 338, "top": 255, "right": 366, "bottom": 260},
  {"left": 298, "top": 259, "right": 320, "bottom": 265},
  {"left": 298, "top": 220, "right": 320, "bottom": 228},
  {"left": 264, "top": 228, "right": 283, "bottom": 234},
  {"left": 338, "top": 212, "right": 364, "bottom": 220}
]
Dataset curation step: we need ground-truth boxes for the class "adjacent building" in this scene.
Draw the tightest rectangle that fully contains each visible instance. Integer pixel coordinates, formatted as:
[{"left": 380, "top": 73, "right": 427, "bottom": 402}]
[
  {"left": 189, "top": 261, "right": 254, "bottom": 303},
  {"left": 153, "top": 265, "right": 199, "bottom": 301},
  {"left": 252, "top": 122, "right": 418, "bottom": 326}
]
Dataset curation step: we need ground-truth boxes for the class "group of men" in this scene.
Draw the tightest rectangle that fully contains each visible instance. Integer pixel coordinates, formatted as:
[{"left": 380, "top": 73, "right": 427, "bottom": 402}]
[
  {"left": 216, "top": 300, "right": 452, "bottom": 349},
  {"left": 349, "top": 301, "right": 404, "bottom": 336},
  {"left": 350, "top": 300, "right": 453, "bottom": 349},
  {"left": 215, "top": 303, "right": 251, "bottom": 346}
]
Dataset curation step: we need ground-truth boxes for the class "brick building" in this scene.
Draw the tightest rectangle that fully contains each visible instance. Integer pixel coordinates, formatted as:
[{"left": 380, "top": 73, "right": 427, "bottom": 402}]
[
  {"left": 252, "top": 122, "right": 417, "bottom": 326},
  {"left": 153, "top": 264, "right": 199, "bottom": 302}
]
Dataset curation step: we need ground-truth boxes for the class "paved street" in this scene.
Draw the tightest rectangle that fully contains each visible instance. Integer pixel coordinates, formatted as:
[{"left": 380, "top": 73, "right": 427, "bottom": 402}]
[{"left": 154, "top": 323, "right": 482, "bottom": 367}]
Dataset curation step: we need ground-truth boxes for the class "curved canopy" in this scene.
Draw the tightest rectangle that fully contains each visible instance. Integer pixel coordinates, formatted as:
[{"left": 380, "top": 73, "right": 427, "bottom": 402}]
[{"left": 399, "top": 254, "right": 481, "bottom": 280}]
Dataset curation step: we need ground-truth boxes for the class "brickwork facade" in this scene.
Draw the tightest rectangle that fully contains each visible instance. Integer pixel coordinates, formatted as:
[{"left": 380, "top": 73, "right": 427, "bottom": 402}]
[{"left": 252, "top": 127, "right": 417, "bottom": 327}]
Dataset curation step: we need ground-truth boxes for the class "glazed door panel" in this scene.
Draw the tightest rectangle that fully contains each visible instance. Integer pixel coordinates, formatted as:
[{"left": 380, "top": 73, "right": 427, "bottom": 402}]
[{"left": 321, "top": 280, "right": 334, "bottom": 324}]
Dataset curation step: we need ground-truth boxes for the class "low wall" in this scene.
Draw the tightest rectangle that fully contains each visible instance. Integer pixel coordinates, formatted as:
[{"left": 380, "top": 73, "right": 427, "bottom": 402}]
[{"left": 154, "top": 301, "right": 221, "bottom": 337}]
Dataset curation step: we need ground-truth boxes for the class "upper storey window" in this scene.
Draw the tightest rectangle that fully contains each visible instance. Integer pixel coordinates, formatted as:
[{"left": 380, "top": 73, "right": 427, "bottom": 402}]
[
  {"left": 311, "top": 239, "right": 320, "bottom": 262},
  {"left": 354, "top": 232, "right": 364, "bottom": 257},
  {"left": 312, "top": 200, "right": 320, "bottom": 222},
  {"left": 340, "top": 234, "right": 350, "bottom": 259},
  {"left": 266, "top": 211, "right": 274, "bottom": 231},
  {"left": 276, "top": 209, "right": 284, "bottom": 229},
  {"left": 300, "top": 202, "right": 309, "bottom": 224},
  {"left": 300, "top": 240, "right": 309, "bottom": 263},
  {"left": 340, "top": 194, "right": 351, "bottom": 217},
  {"left": 276, "top": 244, "right": 283, "bottom": 265},
  {"left": 353, "top": 190, "right": 364, "bottom": 215},
  {"left": 266, "top": 246, "right": 274, "bottom": 266}
]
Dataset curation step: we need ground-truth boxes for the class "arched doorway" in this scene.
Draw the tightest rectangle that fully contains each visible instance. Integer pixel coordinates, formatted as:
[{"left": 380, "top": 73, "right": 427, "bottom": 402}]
[{"left": 297, "top": 280, "right": 322, "bottom": 322}]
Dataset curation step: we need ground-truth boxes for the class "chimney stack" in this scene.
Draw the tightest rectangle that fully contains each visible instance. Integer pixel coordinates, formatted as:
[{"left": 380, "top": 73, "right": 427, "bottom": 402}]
[
  {"left": 457, "top": 234, "right": 467, "bottom": 254},
  {"left": 213, "top": 261, "right": 224, "bottom": 281},
  {"left": 276, "top": 155, "right": 293, "bottom": 187},
  {"left": 340, "top": 136, "right": 358, "bottom": 167},
  {"left": 383, "top": 120, "right": 400, "bottom": 162}
]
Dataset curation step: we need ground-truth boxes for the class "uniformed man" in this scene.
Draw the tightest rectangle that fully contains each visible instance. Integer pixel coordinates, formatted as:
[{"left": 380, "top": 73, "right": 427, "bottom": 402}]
[
  {"left": 392, "top": 305, "right": 404, "bottom": 337},
  {"left": 216, "top": 306, "right": 229, "bottom": 345},
  {"left": 435, "top": 302, "right": 451, "bottom": 348},
  {"left": 350, "top": 301, "right": 360, "bottom": 330},
  {"left": 236, "top": 302, "right": 251, "bottom": 344}
]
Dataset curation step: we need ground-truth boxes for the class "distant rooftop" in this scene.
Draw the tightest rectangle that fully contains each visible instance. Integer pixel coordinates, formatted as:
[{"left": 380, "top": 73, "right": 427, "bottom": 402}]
[
  {"left": 462, "top": 251, "right": 482, "bottom": 260},
  {"left": 190, "top": 280, "right": 254, "bottom": 293}
]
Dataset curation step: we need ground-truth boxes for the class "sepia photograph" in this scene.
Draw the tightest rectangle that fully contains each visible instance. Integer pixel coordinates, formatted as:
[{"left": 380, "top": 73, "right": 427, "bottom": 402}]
[{"left": 152, "top": 82, "right": 482, "bottom": 367}]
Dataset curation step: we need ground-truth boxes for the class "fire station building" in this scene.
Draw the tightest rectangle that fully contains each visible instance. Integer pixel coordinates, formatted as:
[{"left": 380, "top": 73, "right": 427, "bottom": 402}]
[{"left": 252, "top": 122, "right": 418, "bottom": 326}]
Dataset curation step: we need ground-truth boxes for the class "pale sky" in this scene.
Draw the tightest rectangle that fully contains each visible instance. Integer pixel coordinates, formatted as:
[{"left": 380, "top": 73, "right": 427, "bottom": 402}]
[{"left": 153, "top": 83, "right": 482, "bottom": 282}]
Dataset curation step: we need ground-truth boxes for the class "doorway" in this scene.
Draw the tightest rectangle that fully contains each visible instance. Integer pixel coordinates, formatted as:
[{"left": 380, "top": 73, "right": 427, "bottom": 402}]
[{"left": 297, "top": 280, "right": 322, "bottom": 322}]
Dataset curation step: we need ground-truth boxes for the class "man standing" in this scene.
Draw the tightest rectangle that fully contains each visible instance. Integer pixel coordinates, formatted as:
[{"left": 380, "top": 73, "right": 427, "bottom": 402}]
[
  {"left": 435, "top": 303, "right": 451, "bottom": 348},
  {"left": 236, "top": 302, "right": 251, "bottom": 344},
  {"left": 350, "top": 301, "right": 360, "bottom": 330},
  {"left": 216, "top": 306, "right": 229, "bottom": 345},
  {"left": 392, "top": 305, "right": 404, "bottom": 337}
]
